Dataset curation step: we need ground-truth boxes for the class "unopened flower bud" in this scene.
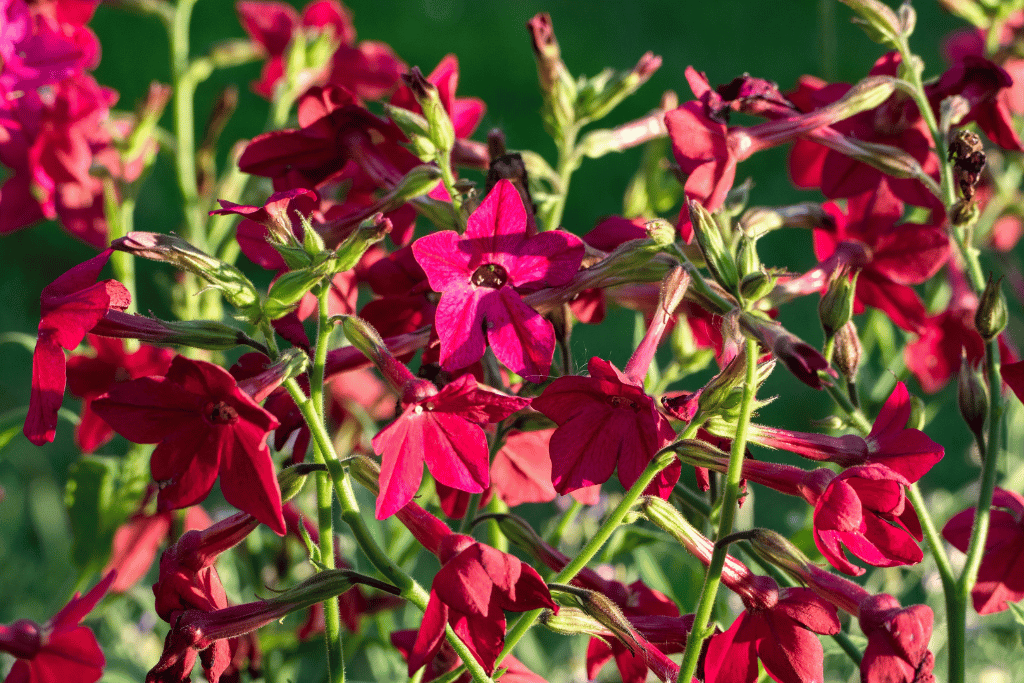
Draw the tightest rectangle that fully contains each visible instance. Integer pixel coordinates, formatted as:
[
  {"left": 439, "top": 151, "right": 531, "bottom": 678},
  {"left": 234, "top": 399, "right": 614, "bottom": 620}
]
[
  {"left": 975, "top": 273, "right": 1008, "bottom": 340},
  {"left": 549, "top": 584, "right": 638, "bottom": 653},
  {"left": 334, "top": 213, "right": 392, "bottom": 273},
  {"left": 745, "top": 528, "right": 813, "bottom": 576},
  {"left": 278, "top": 463, "right": 327, "bottom": 502},
  {"left": 689, "top": 199, "right": 739, "bottom": 295},
  {"left": 265, "top": 268, "right": 327, "bottom": 320},
  {"left": 950, "top": 198, "right": 980, "bottom": 227},
  {"left": 578, "top": 52, "right": 662, "bottom": 124},
  {"left": 840, "top": 0, "right": 903, "bottom": 47},
  {"left": 740, "top": 313, "right": 830, "bottom": 389},
  {"left": 739, "top": 203, "right": 834, "bottom": 239},
  {"left": 665, "top": 438, "right": 731, "bottom": 469},
  {"left": 639, "top": 495, "right": 703, "bottom": 549},
  {"left": 645, "top": 218, "right": 676, "bottom": 247},
  {"left": 391, "top": 165, "right": 444, "bottom": 203},
  {"left": 538, "top": 607, "right": 606, "bottom": 636},
  {"left": 402, "top": 67, "right": 456, "bottom": 154},
  {"left": 958, "top": 354, "right": 988, "bottom": 444},
  {"left": 235, "top": 348, "right": 309, "bottom": 402},
  {"left": 93, "top": 312, "right": 259, "bottom": 351},
  {"left": 697, "top": 349, "right": 748, "bottom": 417},
  {"left": 527, "top": 13, "right": 575, "bottom": 138},
  {"left": 111, "top": 232, "right": 258, "bottom": 313},
  {"left": 739, "top": 270, "right": 775, "bottom": 302},
  {"left": 339, "top": 315, "right": 418, "bottom": 391},
  {"left": 908, "top": 394, "right": 926, "bottom": 431},
  {"left": 832, "top": 321, "right": 862, "bottom": 382},
  {"left": 383, "top": 103, "right": 435, "bottom": 161},
  {"left": 819, "top": 266, "right": 858, "bottom": 339},
  {"left": 736, "top": 236, "right": 760, "bottom": 278},
  {"left": 479, "top": 512, "right": 565, "bottom": 570}
]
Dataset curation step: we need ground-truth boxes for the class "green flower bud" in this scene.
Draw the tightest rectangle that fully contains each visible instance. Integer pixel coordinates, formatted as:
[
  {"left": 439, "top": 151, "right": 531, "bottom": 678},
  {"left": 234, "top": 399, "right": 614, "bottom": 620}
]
[
  {"left": 745, "top": 528, "right": 814, "bottom": 576},
  {"left": 278, "top": 463, "right": 327, "bottom": 502},
  {"left": 839, "top": 0, "right": 903, "bottom": 47},
  {"left": 688, "top": 199, "right": 739, "bottom": 295},
  {"left": 958, "top": 354, "right": 988, "bottom": 445},
  {"left": 265, "top": 268, "right": 326, "bottom": 320},
  {"left": 402, "top": 67, "right": 456, "bottom": 155},
  {"left": 818, "top": 266, "right": 858, "bottom": 339},
  {"left": 383, "top": 103, "right": 436, "bottom": 161},
  {"left": 333, "top": 213, "right": 392, "bottom": 273},
  {"left": 739, "top": 270, "right": 776, "bottom": 302},
  {"left": 975, "top": 273, "right": 1008, "bottom": 341}
]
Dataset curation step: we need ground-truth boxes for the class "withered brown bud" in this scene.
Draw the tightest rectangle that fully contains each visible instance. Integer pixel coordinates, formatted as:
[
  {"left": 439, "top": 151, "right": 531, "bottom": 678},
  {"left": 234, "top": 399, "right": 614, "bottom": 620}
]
[
  {"left": 948, "top": 129, "right": 986, "bottom": 201},
  {"left": 832, "top": 321, "right": 863, "bottom": 382}
]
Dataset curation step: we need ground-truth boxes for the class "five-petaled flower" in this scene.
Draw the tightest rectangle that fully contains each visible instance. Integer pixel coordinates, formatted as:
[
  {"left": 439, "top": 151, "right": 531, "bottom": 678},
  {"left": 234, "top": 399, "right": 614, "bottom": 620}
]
[
  {"left": 0, "top": 570, "right": 115, "bottom": 683},
  {"left": 409, "top": 533, "right": 558, "bottom": 676},
  {"left": 412, "top": 178, "right": 584, "bottom": 381},
  {"left": 91, "top": 355, "right": 287, "bottom": 535}
]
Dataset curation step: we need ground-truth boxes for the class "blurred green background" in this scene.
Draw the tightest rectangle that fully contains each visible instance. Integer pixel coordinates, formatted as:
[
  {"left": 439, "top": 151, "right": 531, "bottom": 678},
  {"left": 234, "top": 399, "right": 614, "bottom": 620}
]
[{"left": 5, "top": 1, "right": 1022, "bottom": 681}]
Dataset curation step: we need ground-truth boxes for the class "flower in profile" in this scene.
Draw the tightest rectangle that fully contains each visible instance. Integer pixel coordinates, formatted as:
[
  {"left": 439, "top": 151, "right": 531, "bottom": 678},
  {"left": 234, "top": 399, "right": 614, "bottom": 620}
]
[
  {"left": 942, "top": 488, "right": 1024, "bottom": 615},
  {"left": 412, "top": 178, "right": 584, "bottom": 381},
  {"left": 91, "top": 355, "right": 286, "bottom": 535},
  {"left": 858, "top": 594, "right": 936, "bottom": 683},
  {"left": 0, "top": 570, "right": 115, "bottom": 683},
  {"left": 409, "top": 534, "right": 557, "bottom": 676},
  {"left": 24, "top": 249, "right": 130, "bottom": 446}
]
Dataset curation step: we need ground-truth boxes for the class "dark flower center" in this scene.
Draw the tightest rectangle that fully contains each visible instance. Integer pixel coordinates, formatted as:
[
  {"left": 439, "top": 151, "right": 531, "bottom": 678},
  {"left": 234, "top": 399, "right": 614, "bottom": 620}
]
[
  {"left": 471, "top": 263, "right": 509, "bottom": 288},
  {"left": 207, "top": 401, "right": 239, "bottom": 425},
  {"left": 608, "top": 395, "right": 640, "bottom": 412}
]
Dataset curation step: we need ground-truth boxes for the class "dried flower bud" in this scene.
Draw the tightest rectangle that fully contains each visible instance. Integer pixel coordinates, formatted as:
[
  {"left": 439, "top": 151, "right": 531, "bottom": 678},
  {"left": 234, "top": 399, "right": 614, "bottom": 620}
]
[
  {"left": 948, "top": 129, "right": 986, "bottom": 201},
  {"left": 950, "top": 198, "right": 980, "bottom": 226},
  {"left": 832, "top": 321, "right": 863, "bottom": 382},
  {"left": 958, "top": 354, "right": 988, "bottom": 445},
  {"left": 975, "top": 273, "right": 1007, "bottom": 340}
]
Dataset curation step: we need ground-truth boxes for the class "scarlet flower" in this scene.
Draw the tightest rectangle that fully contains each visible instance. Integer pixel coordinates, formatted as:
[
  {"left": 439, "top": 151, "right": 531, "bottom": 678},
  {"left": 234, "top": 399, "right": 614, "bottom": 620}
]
[
  {"left": 66, "top": 335, "right": 174, "bottom": 453},
  {"left": 0, "top": 570, "right": 115, "bottom": 683},
  {"left": 91, "top": 355, "right": 286, "bottom": 535},
  {"left": 858, "top": 594, "right": 936, "bottom": 683},
  {"left": 408, "top": 534, "right": 557, "bottom": 676},
  {"left": 532, "top": 356, "right": 678, "bottom": 495},
  {"left": 391, "top": 630, "right": 546, "bottom": 683},
  {"left": 24, "top": 249, "right": 130, "bottom": 446},
  {"left": 942, "top": 488, "right": 1024, "bottom": 614},
  {"left": 211, "top": 188, "right": 319, "bottom": 271},
  {"left": 372, "top": 373, "right": 528, "bottom": 519},
  {"left": 412, "top": 178, "right": 583, "bottom": 381},
  {"left": 704, "top": 576, "right": 841, "bottom": 683},
  {"left": 746, "top": 381, "right": 943, "bottom": 483},
  {"left": 927, "top": 55, "right": 1023, "bottom": 152}
]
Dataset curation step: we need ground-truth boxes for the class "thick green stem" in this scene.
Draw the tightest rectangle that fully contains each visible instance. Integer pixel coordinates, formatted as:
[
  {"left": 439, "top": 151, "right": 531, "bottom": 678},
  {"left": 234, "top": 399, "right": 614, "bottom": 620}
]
[
  {"left": 542, "top": 127, "right": 580, "bottom": 231},
  {"left": 676, "top": 337, "right": 758, "bottom": 683}
]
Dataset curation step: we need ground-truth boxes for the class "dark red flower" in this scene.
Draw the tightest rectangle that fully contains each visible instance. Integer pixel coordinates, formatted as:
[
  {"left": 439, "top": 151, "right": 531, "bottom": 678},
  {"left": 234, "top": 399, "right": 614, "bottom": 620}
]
[
  {"left": 412, "top": 179, "right": 583, "bottom": 381},
  {"left": 390, "top": 53, "right": 485, "bottom": 149},
  {"left": 747, "top": 381, "right": 943, "bottom": 483},
  {"left": 409, "top": 534, "right": 557, "bottom": 676},
  {"left": 704, "top": 576, "right": 840, "bottom": 683},
  {"left": 858, "top": 594, "right": 936, "bottom": 683},
  {"left": 372, "top": 373, "right": 528, "bottom": 519},
  {"left": 0, "top": 570, "right": 115, "bottom": 683},
  {"left": 24, "top": 249, "right": 130, "bottom": 446},
  {"left": 391, "top": 630, "right": 547, "bottom": 683},
  {"left": 942, "top": 488, "right": 1024, "bottom": 614},
  {"left": 91, "top": 355, "right": 286, "bottom": 535},
  {"left": 211, "top": 188, "right": 319, "bottom": 271},
  {"left": 927, "top": 55, "right": 1023, "bottom": 152}
]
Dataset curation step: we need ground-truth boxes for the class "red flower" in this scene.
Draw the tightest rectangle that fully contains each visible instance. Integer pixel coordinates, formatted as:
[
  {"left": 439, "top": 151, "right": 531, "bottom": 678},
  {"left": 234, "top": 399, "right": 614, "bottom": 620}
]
[
  {"left": 390, "top": 53, "right": 486, "bottom": 152},
  {"left": 0, "top": 570, "right": 115, "bottom": 683},
  {"left": 409, "top": 534, "right": 557, "bottom": 676},
  {"left": 927, "top": 55, "right": 1023, "bottom": 152},
  {"left": 412, "top": 178, "right": 583, "bottom": 381},
  {"left": 858, "top": 594, "right": 936, "bottom": 683},
  {"left": 747, "top": 381, "right": 943, "bottom": 483},
  {"left": 942, "top": 488, "right": 1024, "bottom": 614},
  {"left": 66, "top": 335, "right": 174, "bottom": 453},
  {"left": 392, "top": 630, "right": 547, "bottom": 683},
  {"left": 211, "top": 188, "right": 319, "bottom": 271},
  {"left": 704, "top": 577, "right": 840, "bottom": 683},
  {"left": 24, "top": 249, "right": 130, "bottom": 446},
  {"left": 372, "top": 373, "right": 528, "bottom": 519},
  {"left": 91, "top": 355, "right": 286, "bottom": 535},
  {"left": 533, "top": 356, "right": 678, "bottom": 495}
]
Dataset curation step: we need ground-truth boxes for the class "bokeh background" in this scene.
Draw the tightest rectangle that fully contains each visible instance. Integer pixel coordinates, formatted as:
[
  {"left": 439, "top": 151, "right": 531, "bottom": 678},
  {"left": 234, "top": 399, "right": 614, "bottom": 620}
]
[{"left": 5, "top": 1, "right": 1021, "bottom": 681}]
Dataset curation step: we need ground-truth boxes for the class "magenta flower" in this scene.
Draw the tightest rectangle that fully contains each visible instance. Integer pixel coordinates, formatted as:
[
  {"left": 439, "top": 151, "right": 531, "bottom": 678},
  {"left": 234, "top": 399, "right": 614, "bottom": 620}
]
[
  {"left": 858, "top": 594, "right": 936, "bottom": 683},
  {"left": 942, "top": 488, "right": 1024, "bottom": 614},
  {"left": 372, "top": 373, "right": 528, "bottom": 519},
  {"left": 409, "top": 534, "right": 557, "bottom": 676},
  {"left": 533, "top": 356, "right": 678, "bottom": 495},
  {"left": 0, "top": 571, "right": 115, "bottom": 683},
  {"left": 91, "top": 355, "right": 286, "bottom": 535},
  {"left": 704, "top": 577, "right": 841, "bottom": 683},
  {"left": 24, "top": 249, "right": 130, "bottom": 446},
  {"left": 411, "top": 178, "right": 584, "bottom": 381},
  {"left": 746, "top": 381, "right": 943, "bottom": 483}
]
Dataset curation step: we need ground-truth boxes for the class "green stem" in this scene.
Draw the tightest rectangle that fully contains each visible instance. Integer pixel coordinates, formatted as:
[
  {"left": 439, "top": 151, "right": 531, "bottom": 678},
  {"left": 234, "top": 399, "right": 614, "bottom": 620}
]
[
  {"left": 546, "top": 499, "right": 582, "bottom": 549},
  {"left": 676, "top": 337, "right": 758, "bottom": 683},
  {"left": 542, "top": 127, "right": 581, "bottom": 232},
  {"left": 823, "top": 380, "right": 872, "bottom": 434}
]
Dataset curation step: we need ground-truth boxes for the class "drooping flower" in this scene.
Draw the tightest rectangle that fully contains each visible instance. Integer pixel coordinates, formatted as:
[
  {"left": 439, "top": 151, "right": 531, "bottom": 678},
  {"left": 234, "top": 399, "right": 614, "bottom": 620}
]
[
  {"left": 744, "top": 381, "right": 943, "bottom": 483},
  {"left": 91, "top": 355, "right": 286, "bottom": 535},
  {"left": 24, "top": 249, "right": 130, "bottom": 446},
  {"left": 0, "top": 570, "right": 115, "bottom": 683},
  {"left": 408, "top": 533, "right": 557, "bottom": 676},
  {"left": 411, "top": 178, "right": 584, "bottom": 381},
  {"left": 942, "top": 488, "right": 1024, "bottom": 615},
  {"left": 858, "top": 594, "right": 936, "bottom": 683}
]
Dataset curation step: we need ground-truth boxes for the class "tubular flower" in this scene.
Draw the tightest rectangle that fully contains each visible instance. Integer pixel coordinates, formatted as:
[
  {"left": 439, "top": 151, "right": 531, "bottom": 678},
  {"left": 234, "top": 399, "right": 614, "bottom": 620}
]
[
  {"left": 91, "top": 355, "right": 286, "bottom": 535},
  {"left": 858, "top": 594, "right": 936, "bottom": 683},
  {"left": 0, "top": 571, "right": 115, "bottom": 683},
  {"left": 412, "top": 178, "right": 584, "bottom": 381},
  {"left": 24, "top": 249, "right": 130, "bottom": 446}
]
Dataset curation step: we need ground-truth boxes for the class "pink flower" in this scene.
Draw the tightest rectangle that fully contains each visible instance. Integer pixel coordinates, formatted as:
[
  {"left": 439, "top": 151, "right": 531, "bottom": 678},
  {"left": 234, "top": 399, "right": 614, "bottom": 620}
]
[
  {"left": 372, "top": 373, "right": 528, "bottom": 519},
  {"left": 409, "top": 534, "right": 557, "bottom": 676},
  {"left": 91, "top": 355, "right": 286, "bottom": 535},
  {"left": 0, "top": 570, "right": 115, "bottom": 683},
  {"left": 746, "top": 381, "right": 944, "bottom": 483},
  {"left": 942, "top": 488, "right": 1024, "bottom": 614},
  {"left": 412, "top": 179, "right": 583, "bottom": 381},
  {"left": 24, "top": 249, "right": 130, "bottom": 446}
]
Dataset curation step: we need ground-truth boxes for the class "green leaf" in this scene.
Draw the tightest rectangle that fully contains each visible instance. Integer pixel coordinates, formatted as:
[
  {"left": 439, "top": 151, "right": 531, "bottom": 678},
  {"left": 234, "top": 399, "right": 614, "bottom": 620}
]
[{"left": 65, "top": 456, "right": 122, "bottom": 571}]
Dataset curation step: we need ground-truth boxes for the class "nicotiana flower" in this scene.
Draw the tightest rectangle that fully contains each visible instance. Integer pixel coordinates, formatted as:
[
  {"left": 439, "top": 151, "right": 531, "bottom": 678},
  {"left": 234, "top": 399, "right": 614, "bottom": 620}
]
[
  {"left": 942, "top": 488, "right": 1024, "bottom": 614},
  {"left": 411, "top": 178, "right": 584, "bottom": 381},
  {"left": 409, "top": 533, "right": 557, "bottom": 676},
  {"left": 858, "top": 594, "right": 936, "bottom": 683},
  {"left": 0, "top": 570, "right": 115, "bottom": 683},
  {"left": 24, "top": 249, "right": 130, "bottom": 446},
  {"left": 91, "top": 355, "right": 286, "bottom": 535}
]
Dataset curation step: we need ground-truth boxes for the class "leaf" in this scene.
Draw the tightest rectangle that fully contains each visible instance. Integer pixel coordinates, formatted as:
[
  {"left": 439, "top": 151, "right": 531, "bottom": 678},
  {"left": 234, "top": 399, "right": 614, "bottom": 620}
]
[
  {"left": 65, "top": 456, "right": 121, "bottom": 571},
  {"left": 1006, "top": 601, "right": 1024, "bottom": 630}
]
